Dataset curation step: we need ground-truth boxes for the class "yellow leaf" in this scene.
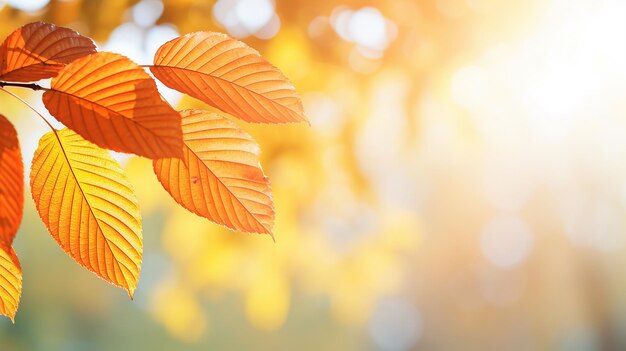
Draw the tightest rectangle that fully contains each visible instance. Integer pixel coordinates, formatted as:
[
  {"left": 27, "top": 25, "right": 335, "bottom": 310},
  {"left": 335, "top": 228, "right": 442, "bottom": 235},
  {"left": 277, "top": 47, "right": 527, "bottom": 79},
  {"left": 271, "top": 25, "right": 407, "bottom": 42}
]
[
  {"left": 43, "top": 52, "right": 183, "bottom": 159},
  {"left": 0, "top": 22, "right": 96, "bottom": 82},
  {"left": 151, "top": 32, "right": 307, "bottom": 124},
  {"left": 153, "top": 110, "right": 275, "bottom": 235},
  {"left": 30, "top": 129, "right": 142, "bottom": 296},
  {"left": 0, "top": 244, "right": 21, "bottom": 322}
]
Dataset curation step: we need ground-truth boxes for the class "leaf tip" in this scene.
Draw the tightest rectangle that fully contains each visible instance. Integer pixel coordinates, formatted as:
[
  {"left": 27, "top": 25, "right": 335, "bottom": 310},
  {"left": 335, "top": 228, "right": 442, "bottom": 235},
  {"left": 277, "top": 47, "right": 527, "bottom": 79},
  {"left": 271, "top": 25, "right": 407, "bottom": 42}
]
[
  {"left": 127, "top": 287, "right": 136, "bottom": 300},
  {"left": 1, "top": 310, "right": 16, "bottom": 323}
]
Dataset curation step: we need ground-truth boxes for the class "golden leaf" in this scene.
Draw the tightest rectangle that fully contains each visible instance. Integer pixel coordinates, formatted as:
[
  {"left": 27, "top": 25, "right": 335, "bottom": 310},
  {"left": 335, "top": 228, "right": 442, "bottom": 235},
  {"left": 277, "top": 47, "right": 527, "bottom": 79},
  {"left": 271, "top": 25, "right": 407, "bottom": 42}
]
[
  {"left": 0, "top": 244, "right": 21, "bottom": 322},
  {"left": 30, "top": 129, "right": 142, "bottom": 296}
]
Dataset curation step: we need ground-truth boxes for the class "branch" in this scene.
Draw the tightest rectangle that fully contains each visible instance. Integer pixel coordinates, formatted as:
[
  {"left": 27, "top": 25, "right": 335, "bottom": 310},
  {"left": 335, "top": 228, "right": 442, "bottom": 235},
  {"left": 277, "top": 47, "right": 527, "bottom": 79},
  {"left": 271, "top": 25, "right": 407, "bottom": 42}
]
[{"left": 0, "top": 81, "right": 48, "bottom": 91}]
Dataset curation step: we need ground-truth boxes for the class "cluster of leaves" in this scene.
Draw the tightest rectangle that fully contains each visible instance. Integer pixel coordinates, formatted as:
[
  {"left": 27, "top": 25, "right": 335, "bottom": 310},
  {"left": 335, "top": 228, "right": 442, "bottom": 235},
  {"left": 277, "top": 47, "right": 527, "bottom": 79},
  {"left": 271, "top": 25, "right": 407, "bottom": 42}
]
[{"left": 0, "top": 22, "right": 306, "bottom": 321}]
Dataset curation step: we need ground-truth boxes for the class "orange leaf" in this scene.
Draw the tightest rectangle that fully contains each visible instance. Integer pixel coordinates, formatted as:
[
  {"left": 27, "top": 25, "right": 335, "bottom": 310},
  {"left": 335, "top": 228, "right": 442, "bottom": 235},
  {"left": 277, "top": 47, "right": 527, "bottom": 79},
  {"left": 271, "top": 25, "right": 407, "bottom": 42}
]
[
  {"left": 151, "top": 32, "right": 307, "bottom": 124},
  {"left": 30, "top": 129, "right": 142, "bottom": 296},
  {"left": 0, "top": 115, "right": 23, "bottom": 245},
  {"left": 43, "top": 52, "right": 183, "bottom": 159},
  {"left": 0, "top": 22, "right": 96, "bottom": 82},
  {"left": 0, "top": 115, "right": 23, "bottom": 321},
  {"left": 0, "top": 244, "right": 21, "bottom": 322},
  {"left": 153, "top": 110, "right": 274, "bottom": 235}
]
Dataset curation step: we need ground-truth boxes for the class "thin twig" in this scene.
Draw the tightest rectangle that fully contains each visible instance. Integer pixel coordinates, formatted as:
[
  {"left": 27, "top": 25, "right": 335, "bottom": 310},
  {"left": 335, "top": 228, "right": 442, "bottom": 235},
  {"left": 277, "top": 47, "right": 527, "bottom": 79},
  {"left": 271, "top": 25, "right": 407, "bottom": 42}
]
[
  {"left": 0, "top": 87, "right": 56, "bottom": 131},
  {"left": 0, "top": 81, "right": 49, "bottom": 91}
]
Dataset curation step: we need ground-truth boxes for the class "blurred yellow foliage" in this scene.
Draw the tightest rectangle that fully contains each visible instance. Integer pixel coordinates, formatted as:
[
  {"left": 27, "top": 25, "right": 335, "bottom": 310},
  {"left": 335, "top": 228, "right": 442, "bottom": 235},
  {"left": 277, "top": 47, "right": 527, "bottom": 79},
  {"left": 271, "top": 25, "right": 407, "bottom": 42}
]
[
  {"left": 245, "top": 265, "right": 291, "bottom": 331},
  {"left": 150, "top": 277, "right": 208, "bottom": 342}
]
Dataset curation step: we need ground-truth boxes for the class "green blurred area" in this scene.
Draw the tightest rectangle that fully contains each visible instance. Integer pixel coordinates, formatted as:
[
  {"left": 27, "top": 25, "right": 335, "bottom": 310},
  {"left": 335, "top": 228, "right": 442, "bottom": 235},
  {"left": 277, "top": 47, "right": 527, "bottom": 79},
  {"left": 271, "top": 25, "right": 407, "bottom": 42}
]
[{"left": 5, "top": 205, "right": 366, "bottom": 351}]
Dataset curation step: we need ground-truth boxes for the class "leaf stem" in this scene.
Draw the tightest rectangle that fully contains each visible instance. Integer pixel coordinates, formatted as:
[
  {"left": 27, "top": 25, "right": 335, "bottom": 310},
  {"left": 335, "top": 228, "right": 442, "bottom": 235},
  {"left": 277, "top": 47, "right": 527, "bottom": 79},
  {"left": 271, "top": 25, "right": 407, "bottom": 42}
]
[
  {"left": 0, "top": 81, "right": 49, "bottom": 91},
  {"left": 0, "top": 87, "right": 56, "bottom": 131}
]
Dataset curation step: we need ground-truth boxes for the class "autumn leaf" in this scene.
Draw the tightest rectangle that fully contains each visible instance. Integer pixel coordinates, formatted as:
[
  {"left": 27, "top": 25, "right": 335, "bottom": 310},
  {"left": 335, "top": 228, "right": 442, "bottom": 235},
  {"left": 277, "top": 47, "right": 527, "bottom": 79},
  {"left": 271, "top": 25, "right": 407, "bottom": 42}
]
[
  {"left": 0, "top": 115, "right": 23, "bottom": 245},
  {"left": 0, "top": 20, "right": 307, "bottom": 317},
  {"left": 0, "top": 115, "right": 23, "bottom": 321},
  {"left": 30, "top": 129, "right": 142, "bottom": 296},
  {"left": 43, "top": 52, "right": 183, "bottom": 159},
  {"left": 0, "top": 22, "right": 96, "bottom": 82},
  {"left": 151, "top": 32, "right": 307, "bottom": 124},
  {"left": 0, "top": 244, "right": 21, "bottom": 322},
  {"left": 153, "top": 110, "right": 275, "bottom": 235}
]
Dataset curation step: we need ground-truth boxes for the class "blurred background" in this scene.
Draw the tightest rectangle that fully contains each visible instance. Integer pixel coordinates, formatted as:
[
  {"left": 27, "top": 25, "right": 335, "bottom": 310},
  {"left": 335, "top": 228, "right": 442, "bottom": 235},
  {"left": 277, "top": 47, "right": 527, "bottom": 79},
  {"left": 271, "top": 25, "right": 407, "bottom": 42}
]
[{"left": 1, "top": 0, "right": 626, "bottom": 350}]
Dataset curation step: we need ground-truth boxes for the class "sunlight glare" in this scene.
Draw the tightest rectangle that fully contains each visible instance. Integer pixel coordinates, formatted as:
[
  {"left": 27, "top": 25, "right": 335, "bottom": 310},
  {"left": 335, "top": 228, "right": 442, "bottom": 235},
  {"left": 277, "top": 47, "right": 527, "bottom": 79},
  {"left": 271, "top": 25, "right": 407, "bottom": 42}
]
[
  {"left": 5, "top": 0, "right": 48, "bottom": 12},
  {"left": 132, "top": 0, "right": 164, "bottom": 28},
  {"left": 213, "top": 0, "right": 277, "bottom": 38}
]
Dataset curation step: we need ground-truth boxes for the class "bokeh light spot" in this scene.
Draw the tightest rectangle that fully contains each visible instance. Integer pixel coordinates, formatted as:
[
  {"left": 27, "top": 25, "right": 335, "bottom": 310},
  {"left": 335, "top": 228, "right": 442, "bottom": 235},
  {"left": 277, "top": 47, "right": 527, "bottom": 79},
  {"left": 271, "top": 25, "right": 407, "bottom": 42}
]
[
  {"left": 348, "top": 7, "right": 388, "bottom": 50},
  {"left": 368, "top": 298, "right": 422, "bottom": 351},
  {"left": 213, "top": 0, "right": 277, "bottom": 38},
  {"left": 236, "top": 0, "right": 273, "bottom": 32},
  {"left": 5, "top": 0, "right": 48, "bottom": 12},
  {"left": 331, "top": 6, "right": 395, "bottom": 54},
  {"left": 132, "top": 0, "right": 164, "bottom": 28},
  {"left": 480, "top": 216, "right": 533, "bottom": 269}
]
